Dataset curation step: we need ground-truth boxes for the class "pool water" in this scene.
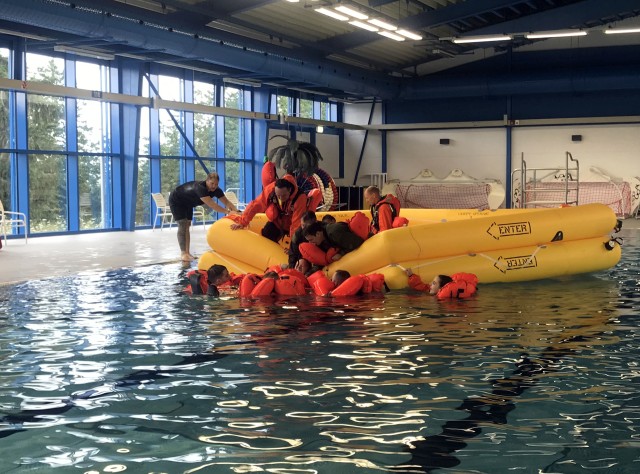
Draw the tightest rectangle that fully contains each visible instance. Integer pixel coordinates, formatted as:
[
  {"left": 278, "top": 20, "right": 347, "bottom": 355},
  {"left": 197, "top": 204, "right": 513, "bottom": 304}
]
[{"left": 1, "top": 227, "right": 639, "bottom": 474}]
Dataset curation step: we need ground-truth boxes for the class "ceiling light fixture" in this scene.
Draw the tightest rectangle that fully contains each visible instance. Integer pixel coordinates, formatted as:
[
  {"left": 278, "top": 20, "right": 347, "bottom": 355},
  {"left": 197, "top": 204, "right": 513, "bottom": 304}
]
[
  {"left": 368, "top": 18, "right": 397, "bottom": 31},
  {"left": 222, "top": 77, "right": 262, "bottom": 87},
  {"left": 53, "top": 45, "right": 115, "bottom": 60},
  {"left": 0, "top": 28, "right": 51, "bottom": 41},
  {"left": 378, "top": 31, "right": 405, "bottom": 41},
  {"left": 452, "top": 34, "right": 512, "bottom": 44},
  {"left": 350, "top": 21, "right": 378, "bottom": 32},
  {"left": 397, "top": 29, "right": 423, "bottom": 40},
  {"left": 604, "top": 27, "right": 640, "bottom": 34},
  {"left": 315, "top": 7, "right": 349, "bottom": 21},
  {"left": 335, "top": 5, "right": 368, "bottom": 20},
  {"left": 525, "top": 30, "right": 586, "bottom": 39}
]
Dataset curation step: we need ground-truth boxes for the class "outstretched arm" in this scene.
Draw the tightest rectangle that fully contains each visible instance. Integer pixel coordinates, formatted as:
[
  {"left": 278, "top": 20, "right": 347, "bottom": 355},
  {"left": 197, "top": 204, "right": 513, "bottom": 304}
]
[{"left": 201, "top": 196, "right": 230, "bottom": 215}]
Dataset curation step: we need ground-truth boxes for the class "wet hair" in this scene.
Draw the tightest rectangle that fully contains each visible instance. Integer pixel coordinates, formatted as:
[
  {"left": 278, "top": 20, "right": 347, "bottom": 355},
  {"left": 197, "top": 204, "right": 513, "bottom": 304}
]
[
  {"left": 301, "top": 211, "right": 317, "bottom": 223},
  {"left": 207, "top": 285, "right": 220, "bottom": 297},
  {"left": 332, "top": 270, "right": 351, "bottom": 287},
  {"left": 437, "top": 275, "right": 453, "bottom": 287},
  {"left": 321, "top": 215, "right": 336, "bottom": 224},
  {"left": 262, "top": 271, "right": 279, "bottom": 279},
  {"left": 274, "top": 178, "right": 294, "bottom": 193},
  {"left": 303, "top": 221, "right": 325, "bottom": 237},
  {"left": 207, "top": 264, "right": 228, "bottom": 284}
]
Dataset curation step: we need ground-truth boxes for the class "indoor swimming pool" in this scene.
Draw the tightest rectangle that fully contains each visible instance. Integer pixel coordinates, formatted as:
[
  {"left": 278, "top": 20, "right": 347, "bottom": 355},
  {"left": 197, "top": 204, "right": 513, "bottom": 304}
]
[{"left": 0, "top": 226, "right": 638, "bottom": 473}]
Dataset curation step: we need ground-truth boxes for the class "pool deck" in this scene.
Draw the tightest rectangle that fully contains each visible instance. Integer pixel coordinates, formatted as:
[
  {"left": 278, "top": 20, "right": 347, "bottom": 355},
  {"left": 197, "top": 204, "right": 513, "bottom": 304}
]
[
  {"left": 1, "top": 217, "right": 638, "bottom": 286},
  {"left": 0, "top": 224, "right": 211, "bottom": 285}
]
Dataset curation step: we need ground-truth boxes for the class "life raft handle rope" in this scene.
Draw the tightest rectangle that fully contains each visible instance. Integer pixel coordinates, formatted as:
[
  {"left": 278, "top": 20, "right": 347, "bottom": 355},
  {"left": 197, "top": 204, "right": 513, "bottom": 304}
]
[{"left": 387, "top": 244, "right": 549, "bottom": 273}]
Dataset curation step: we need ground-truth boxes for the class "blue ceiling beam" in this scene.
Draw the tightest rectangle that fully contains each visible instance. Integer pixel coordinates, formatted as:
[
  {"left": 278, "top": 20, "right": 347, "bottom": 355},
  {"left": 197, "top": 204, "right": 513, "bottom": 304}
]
[
  {"left": 317, "top": 0, "right": 527, "bottom": 50},
  {"left": 466, "top": 0, "right": 640, "bottom": 35},
  {"left": 0, "top": 0, "right": 399, "bottom": 99}
]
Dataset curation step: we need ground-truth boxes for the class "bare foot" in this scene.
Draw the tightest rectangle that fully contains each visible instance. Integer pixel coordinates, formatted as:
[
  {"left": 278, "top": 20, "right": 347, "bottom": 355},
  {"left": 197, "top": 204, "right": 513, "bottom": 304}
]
[{"left": 181, "top": 252, "right": 194, "bottom": 262}]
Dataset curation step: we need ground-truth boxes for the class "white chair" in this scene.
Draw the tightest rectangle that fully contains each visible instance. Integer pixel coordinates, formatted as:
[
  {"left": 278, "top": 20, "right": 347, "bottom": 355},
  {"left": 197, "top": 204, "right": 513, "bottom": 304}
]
[
  {"left": 193, "top": 205, "right": 207, "bottom": 228},
  {"left": 0, "top": 198, "right": 28, "bottom": 245},
  {"left": 79, "top": 192, "right": 92, "bottom": 219},
  {"left": 225, "top": 189, "right": 246, "bottom": 211},
  {"left": 151, "top": 193, "right": 174, "bottom": 230}
]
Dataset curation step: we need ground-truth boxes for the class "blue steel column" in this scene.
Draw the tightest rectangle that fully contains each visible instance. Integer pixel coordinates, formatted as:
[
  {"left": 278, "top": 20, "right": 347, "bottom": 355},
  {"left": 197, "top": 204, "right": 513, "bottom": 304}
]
[
  {"left": 65, "top": 57, "right": 79, "bottom": 231},
  {"left": 336, "top": 103, "right": 344, "bottom": 179},
  {"left": 380, "top": 100, "right": 387, "bottom": 174},
  {"left": 148, "top": 71, "right": 161, "bottom": 195},
  {"left": 183, "top": 72, "right": 195, "bottom": 183},
  {"left": 11, "top": 39, "right": 29, "bottom": 234},
  {"left": 253, "top": 87, "right": 270, "bottom": 200},
  {"left": 214, "top": 83, "right": 225, "bottom": 179},
  {"left": 505, "top": 124, "right": 513, "bottom": 208},
  {"left": 118, "top": 59, "right": 142, "bottom": 231}
]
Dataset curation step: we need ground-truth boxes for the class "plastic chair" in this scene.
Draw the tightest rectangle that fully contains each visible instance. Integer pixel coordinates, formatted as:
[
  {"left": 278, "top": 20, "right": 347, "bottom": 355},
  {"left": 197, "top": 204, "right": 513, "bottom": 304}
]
[
  {"left": 151, "top": 193, "right": 174, "bottom": 230},
  {"left": 193, "top": 205, "right": 207, "bottom": 228},
  {"left": 225, "top": 189, "right": 246, "bottom": 210},
  {"left": 0, "top": 198, "right": 28, "bottom": 245},
  {"left": 79, "top": 192, "right": 92, "bottom": 219}
]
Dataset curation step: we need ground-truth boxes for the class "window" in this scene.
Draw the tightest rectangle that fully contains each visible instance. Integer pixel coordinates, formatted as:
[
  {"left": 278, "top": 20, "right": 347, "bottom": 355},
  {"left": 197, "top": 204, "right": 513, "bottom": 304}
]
[
  {"left": 0, "top": 47, "right": 8, "bottom": 79},
  {"left": 223, "top": 86, "right": 241, "bottom": 160},
  {"left": 28, "top": 94, "right": 66, "bottom": 151},
  {"left": 26, "top": 53, "right": 64, "bottom": 85},
  {"left": 78, "top": 155, "right": 109, "bottom": 230},
  {"left": 29, "top": 153, "right": 67, "bottom": 233},
  {"left": 299, "top": 98, "right": 313, "bottom": 118},
  {"left": 76, "top": 62, "right": 110, "bottom": 154},
  {"left": 0, "top": 152, "right": 10, "bottom": 210},
  {"left": 194, "top": 81, "right": 215, "bottom": 159},
  {"left": 135, "top": 157, "right": 150, "bottom": 226}
]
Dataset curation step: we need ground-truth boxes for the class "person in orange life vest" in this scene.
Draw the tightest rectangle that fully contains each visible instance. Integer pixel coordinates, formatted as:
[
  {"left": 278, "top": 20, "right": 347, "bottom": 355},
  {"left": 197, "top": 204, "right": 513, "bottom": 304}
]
[
  {"left": 287, "top": 211, "right": 318, "bottom": 269},
  {"left": 169, "top": 172, "right": 240, "bottom": 262},
  {"left": 184, "top": 264, "right": 243, "bottom": 297},
  {"left": 309, "top": 269, "right": 388, "bottom": 297},
  {"left": 242, "top": 267, "right": 309, "bottom": 297},
  {"left": 363, "top": 186, "right": 408, "bottom": 236},
  {"left": 406, "top": 268, "right": 478, "bottom": 299},
  {"left": 230, "top": 175, "right": 307, "bottom": 243},
  {"left": 300, "top": 221, "right": 365, "bottom": 266}
]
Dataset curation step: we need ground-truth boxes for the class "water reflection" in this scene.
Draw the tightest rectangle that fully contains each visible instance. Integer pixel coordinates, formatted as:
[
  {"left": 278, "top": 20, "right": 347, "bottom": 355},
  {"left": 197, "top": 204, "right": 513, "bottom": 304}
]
[{"left": 0, "top": 231, "right": 638, "bottom": 472}]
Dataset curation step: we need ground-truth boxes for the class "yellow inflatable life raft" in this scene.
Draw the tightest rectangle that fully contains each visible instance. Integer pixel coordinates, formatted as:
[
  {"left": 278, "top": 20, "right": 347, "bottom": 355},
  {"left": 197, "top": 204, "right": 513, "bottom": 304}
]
[{"left": 198, "top": 203, "right": 621, "bottom": 288}]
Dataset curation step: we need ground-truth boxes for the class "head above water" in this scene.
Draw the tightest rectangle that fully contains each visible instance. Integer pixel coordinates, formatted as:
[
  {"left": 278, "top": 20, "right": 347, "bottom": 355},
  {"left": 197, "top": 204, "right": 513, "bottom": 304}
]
[
  {"left": 207, "top": 264, "right": 230, "bottom": 285},
  {"left": 332, "top": 270, "right": 351, "bottom": 287},
  {"left": 430, "top": 274, "right": 453, "bottom": 295}
]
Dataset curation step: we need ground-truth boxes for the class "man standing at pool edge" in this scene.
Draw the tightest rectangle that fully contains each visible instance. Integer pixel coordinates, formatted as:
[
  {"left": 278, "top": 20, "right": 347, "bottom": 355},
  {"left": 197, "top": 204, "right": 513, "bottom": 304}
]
[{"left": 169, "top": 172, "right": 239, "bottom": 262}]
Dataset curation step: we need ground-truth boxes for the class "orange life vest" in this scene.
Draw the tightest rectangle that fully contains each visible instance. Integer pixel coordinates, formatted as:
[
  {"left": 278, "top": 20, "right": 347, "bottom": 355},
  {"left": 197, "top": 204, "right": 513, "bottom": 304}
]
[
  {"left": 436, "top": 272, "right": 478, "bottom": 299},
  {"left": 346, "top": 211, "right": 370, "bottom": 241},
  {"left": 184, "top": 269, "right": 209, "bottom": 295},
  {"left": 370, "top": 194, "right": 402, "bottom": 233}
]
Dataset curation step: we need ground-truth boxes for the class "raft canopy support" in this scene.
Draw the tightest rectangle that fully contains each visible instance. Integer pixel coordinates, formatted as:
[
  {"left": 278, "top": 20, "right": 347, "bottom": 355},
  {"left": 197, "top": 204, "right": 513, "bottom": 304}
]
[{"left": 512, "top": 151, "right": 580, "bottom": 208}]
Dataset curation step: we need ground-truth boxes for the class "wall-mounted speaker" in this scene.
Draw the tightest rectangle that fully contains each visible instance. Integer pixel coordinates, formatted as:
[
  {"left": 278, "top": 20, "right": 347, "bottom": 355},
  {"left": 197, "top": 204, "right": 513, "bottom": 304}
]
[
  {"left": 439, "top": 138, "right": 450, "bottom": 145},
  {"left": 571, "top": 134, "right": 582, "bottom": 142}
]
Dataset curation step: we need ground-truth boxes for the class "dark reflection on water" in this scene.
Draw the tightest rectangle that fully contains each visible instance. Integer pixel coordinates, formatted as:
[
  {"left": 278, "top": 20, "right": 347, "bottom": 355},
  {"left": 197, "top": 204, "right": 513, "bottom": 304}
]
[{"left": 0, "top": 229, "right": 638, "bottom": 473}]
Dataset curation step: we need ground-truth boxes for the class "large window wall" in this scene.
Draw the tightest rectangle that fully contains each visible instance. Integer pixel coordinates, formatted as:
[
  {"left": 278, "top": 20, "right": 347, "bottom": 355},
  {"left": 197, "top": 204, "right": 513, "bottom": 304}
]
[
  {"left": 0, "top": 42, "right": 340, "bottom": 238},
  {"left": 0, "top": 48, "right": 9, "bottom": 209}
]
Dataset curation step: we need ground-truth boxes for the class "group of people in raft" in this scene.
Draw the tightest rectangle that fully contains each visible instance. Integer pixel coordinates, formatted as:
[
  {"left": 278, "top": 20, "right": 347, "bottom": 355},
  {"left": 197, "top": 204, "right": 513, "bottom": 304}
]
[{"left": 177, "top": 163, "right": 478, "bottom": 300}]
